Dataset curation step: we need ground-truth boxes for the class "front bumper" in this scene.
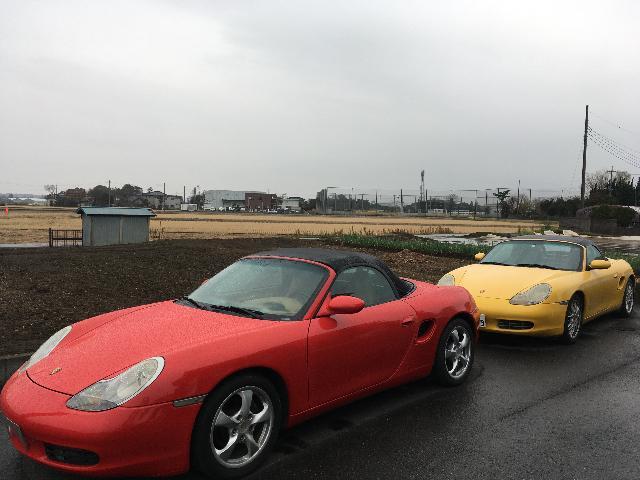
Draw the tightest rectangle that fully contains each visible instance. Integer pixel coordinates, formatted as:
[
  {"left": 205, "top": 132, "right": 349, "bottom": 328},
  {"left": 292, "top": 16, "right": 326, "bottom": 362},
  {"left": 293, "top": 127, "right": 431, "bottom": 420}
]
[
  {"left": 0, "top": 368, "right": 200, "bottom": 477},
  {"left": 475, "top": 297, "right": 568, "bottom": 337}
]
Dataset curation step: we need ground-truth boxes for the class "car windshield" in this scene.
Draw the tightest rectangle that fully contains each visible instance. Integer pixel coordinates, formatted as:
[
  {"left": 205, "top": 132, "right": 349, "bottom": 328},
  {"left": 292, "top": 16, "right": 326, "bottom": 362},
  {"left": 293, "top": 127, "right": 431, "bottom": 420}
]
[
  {"left": 480, "top": 240, "right": 583, "bottom": 271},
  {"left": 184, "top": 258, "right": 328, "bottom": 320}
]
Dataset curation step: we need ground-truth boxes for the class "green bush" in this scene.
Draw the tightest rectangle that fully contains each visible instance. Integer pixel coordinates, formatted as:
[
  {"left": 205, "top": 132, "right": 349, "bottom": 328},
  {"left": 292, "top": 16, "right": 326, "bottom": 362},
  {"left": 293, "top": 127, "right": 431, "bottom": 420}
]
[{"left": 590, "top": 205, "right": 637, "bottom": 228}]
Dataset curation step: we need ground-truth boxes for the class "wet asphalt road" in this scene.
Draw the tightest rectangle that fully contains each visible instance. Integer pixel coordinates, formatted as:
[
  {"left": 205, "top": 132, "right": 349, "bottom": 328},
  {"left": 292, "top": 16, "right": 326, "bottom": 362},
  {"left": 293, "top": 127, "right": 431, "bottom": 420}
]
[{"left": 3, "top": 311, "right": 640, "bottom": 480}]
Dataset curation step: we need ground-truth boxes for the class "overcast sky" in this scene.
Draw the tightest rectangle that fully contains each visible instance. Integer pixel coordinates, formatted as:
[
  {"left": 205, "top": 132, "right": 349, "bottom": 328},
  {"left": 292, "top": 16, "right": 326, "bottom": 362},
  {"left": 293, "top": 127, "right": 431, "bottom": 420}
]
[{"left": 1, "top": 0, "right": 639, "bottom": 198}]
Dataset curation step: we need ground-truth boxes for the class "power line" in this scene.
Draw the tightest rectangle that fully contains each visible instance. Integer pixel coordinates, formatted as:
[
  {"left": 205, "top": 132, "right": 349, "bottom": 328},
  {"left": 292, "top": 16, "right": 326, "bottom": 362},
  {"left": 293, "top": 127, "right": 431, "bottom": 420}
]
[
  {"left": 588, "top": 127, "right": 640, "bottom": 157},
  {"left": 591, "top": 111, "right": 640, "bottom": 138},
  {"left": 587, "top": 130, "right": 640, "bottom": 169}
]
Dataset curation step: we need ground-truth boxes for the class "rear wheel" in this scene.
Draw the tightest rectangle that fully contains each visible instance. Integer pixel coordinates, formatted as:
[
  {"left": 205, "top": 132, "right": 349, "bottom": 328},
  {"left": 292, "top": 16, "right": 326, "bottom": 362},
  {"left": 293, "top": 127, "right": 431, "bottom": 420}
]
[
  {"left": 619, "top": 278, "right": 635, "bottom": 318},
  {"left": 192, "top": 374, "right": 282, "bottom": 479},
  {"left": 433, "top": 317, "right": 474, "bottom": 386},
  {"left": 561, "top": 295, "right": 583, "bottom": 344}
]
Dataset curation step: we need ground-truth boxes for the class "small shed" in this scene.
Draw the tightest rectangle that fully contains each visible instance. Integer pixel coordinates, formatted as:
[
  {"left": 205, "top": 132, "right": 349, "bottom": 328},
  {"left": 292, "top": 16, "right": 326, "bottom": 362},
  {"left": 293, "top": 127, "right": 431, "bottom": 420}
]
[{"left": 76, "top": 207, "right": 156, "bottom": 246}]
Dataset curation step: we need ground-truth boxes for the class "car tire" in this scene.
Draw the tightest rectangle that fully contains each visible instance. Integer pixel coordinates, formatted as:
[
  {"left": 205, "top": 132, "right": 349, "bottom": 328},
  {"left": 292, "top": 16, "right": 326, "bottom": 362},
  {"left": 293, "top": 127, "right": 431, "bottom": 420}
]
[
  {"left": 619, "top": 278, "right": 635, "bottom": 318},
  {"left": 433, "top": 317, "right": 474, "bottom": 386},
  {"left": 561, "top": 294, "right": 583, "bottom": 344},
  {"left": 192, "top": 374, "right": 282, "bottom": 479}
]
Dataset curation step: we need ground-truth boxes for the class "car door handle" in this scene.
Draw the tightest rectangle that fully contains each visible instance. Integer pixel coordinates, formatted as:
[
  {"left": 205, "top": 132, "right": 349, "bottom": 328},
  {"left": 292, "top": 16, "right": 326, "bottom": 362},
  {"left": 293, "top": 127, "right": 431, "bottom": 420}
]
[{"left": 401, "top": 318, "right": 415, "bottom": 327}]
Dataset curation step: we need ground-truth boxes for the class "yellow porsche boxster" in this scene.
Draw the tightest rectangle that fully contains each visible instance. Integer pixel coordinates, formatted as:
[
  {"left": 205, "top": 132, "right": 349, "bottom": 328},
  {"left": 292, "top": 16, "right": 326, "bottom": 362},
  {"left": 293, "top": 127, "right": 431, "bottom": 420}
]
[{"left": 437, "top": 235, "right": 635, "bottom": 343}]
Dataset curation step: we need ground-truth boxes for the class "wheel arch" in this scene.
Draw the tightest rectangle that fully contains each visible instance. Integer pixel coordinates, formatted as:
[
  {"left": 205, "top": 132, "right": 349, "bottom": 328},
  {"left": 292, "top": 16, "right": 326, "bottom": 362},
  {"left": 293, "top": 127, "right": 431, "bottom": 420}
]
[
  {"left": 450, "top": 311, "right": 476, "bottom": 338},
  {"left": 204, "top": 366, "right": 290, "bottom": 427}
]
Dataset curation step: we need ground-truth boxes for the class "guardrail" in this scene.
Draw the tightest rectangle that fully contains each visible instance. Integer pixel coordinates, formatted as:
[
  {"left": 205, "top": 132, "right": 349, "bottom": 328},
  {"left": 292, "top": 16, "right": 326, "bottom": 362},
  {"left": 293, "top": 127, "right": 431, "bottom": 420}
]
[{"left": 49, "top": 228, "right": 82, "bottom": 247}]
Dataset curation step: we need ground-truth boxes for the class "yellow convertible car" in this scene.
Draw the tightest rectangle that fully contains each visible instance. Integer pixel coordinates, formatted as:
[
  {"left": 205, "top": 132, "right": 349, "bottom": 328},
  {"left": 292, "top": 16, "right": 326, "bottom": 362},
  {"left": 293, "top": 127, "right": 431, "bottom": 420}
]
[{"left": 437, "top": 235, "right": 635, "bottom": 343}]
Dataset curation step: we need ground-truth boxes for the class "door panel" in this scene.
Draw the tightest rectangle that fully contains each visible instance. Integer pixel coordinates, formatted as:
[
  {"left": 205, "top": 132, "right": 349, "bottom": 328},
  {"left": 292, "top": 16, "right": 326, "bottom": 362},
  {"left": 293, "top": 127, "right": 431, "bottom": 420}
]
[
  {"left": 581, "top": 270, "right": 618, "bottom": 319},
  {"left": 307, "top": 300, "right": 416, "bottom": 407}
]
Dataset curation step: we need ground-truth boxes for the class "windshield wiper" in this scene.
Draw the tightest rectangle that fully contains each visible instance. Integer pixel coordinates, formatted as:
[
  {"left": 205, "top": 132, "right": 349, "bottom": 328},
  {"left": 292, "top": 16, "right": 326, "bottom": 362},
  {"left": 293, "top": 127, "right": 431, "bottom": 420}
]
[
  {"left": 480, "top": 261, "right": 510, "bottom": 266},
  {"left": 515, "top": 263, "right": 559, "bottom": 270},
  {"left": 207, "top": 304, "right": 264, "bottom": 319},
  {"left": 178, "top": 296, "right": 211, "bottom": 310}
]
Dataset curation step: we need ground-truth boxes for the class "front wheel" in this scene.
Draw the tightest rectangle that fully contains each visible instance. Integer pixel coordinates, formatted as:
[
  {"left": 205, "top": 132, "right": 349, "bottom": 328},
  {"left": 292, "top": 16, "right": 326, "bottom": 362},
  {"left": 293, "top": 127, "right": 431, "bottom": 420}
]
[
  {"left": 561, "top": 295, "right": 583, "bottom": 344},
  {"left": 619, "top": 278, "right": 635, "bottom": 318},
  {"left": 192, "top": 374, "right": 282, "bottom": 479},
  {"left": 433, "top": 317, "right": 474, "bottom": 386}
]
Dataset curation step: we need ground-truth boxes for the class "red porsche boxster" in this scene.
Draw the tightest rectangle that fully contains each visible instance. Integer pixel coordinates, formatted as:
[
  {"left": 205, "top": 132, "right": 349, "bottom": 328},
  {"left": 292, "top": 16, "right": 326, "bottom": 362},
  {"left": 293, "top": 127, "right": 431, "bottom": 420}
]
[{"left": 1, "top": 248, "right": 479, "bottom": 478}]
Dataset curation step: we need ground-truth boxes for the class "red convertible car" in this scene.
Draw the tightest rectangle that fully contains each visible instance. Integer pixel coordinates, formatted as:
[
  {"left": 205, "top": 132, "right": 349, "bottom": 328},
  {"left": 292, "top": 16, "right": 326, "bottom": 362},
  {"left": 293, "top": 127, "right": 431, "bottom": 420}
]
[{"left": 1, "top": 248, "right": 479, "bottom": 478}]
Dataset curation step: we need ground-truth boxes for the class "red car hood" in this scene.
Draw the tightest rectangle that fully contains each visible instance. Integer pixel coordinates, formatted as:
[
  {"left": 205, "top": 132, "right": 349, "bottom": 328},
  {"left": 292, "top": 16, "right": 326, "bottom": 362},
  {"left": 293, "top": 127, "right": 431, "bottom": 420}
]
[{"left": 27, "top": 301, "right": 276, "bottom": 395}]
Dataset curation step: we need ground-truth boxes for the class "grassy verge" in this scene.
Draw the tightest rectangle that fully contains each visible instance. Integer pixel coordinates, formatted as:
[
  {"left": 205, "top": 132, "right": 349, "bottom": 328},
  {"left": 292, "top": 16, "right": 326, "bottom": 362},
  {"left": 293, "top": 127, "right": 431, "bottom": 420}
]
[
  {"left": 325, "top": 233, "right": 489, "bottom": 259},
  {"left": 326, "top": 233, "right": 640, "bottom": 274}
]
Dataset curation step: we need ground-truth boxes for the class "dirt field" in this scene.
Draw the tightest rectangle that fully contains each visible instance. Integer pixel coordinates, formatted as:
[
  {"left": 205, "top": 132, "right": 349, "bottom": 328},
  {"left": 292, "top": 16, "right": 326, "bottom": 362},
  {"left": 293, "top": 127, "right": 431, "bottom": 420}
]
[
  {"left": 0, "top": 238, "right": 470, "bottom": 355},
  {"left": 0, "top": 206, "right": 552, "bottom": 243}
]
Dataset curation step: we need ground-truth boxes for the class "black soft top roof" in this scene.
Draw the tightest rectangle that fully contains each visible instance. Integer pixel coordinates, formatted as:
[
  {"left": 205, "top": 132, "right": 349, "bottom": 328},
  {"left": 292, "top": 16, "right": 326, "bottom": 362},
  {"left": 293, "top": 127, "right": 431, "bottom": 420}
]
[
  {"left": 250, "top": 248, "right": 413, "bottom": 296},
  {"left": 511, "top": 235, "right": 596, "bottom": 248}
]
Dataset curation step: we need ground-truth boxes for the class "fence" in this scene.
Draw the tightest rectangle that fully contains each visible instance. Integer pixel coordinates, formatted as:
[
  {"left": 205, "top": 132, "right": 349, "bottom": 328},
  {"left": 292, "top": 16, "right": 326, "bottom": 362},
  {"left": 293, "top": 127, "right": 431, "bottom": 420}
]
[{"left": 48, "top": 228, "right": 83, "bottom": 247}]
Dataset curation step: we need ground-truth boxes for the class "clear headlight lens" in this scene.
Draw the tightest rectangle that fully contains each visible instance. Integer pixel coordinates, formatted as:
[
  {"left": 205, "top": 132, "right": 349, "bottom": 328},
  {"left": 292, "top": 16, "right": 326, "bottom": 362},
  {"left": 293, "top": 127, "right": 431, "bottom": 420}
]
[
  {"left": 20, "top": 325, "right": 72, "bottom": 372},
  {"left": 66, "top": 357, "right": 164, "bottom": 412},
  {"left": 437, "top": 274, "right": 455, "bottom": 286},
  {"left": 509, "top": 283, "right": 552, "bottom": 305}
]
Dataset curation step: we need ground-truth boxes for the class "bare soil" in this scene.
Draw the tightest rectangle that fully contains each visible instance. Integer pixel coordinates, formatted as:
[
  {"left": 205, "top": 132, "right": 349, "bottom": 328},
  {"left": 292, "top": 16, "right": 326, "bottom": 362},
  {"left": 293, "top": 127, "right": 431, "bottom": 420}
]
[{"left": 0, "top": 238, "right": 468, "bottom": 356}]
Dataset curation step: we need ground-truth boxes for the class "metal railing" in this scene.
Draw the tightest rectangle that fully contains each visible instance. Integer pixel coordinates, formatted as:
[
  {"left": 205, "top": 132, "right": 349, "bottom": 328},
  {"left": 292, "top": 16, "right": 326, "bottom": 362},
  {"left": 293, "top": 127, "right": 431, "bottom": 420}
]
[{"left": 48, "top": 228, "right": 82, "bottom": 247}]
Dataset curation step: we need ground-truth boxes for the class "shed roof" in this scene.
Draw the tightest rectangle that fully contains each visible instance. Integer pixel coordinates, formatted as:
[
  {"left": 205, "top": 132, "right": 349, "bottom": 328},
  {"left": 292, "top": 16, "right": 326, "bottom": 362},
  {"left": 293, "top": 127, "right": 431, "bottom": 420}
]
[{"left": 76, "top": 207, "right": 156, "bottom": 217}]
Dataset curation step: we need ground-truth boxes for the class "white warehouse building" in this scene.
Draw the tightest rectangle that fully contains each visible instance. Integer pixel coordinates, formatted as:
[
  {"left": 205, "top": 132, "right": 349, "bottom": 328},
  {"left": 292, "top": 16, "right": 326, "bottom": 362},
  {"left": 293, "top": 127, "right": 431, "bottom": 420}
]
[{"left": 203, "top": 190, "right": 264, "bottom": 210}]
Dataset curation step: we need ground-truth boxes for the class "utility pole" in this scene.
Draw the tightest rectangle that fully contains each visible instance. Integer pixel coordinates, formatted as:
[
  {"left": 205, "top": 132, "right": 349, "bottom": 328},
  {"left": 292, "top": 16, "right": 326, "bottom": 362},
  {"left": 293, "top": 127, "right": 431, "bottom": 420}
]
[
  {"left": 607, "top": 166, "right": 618, "bottom": 195},
  {"left": 581, "top": 105, "right": 589, "bottom": 208},
  {"left": 183, "top": 186, "right": 186, "bottom": 203},
  {"left": 375, "top": 190, "right": 378, "bottom": 210},
  {"left": 108, "top": 180, "right": 111, "bottom": 207},
  {"left": 400, "top": 189, "right": 404, "bottom": 213},
  {"left": 163, "top": 182, "right": 166, "bottom": 210},
  {"left": 516, "top": 179, "right": 521, "bottom": 215}
]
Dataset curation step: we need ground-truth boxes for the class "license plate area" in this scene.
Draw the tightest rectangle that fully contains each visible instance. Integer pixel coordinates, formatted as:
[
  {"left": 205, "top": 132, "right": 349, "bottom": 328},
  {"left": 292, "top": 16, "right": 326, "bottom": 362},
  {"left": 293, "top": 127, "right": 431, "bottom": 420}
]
[{"left": 479, "top": 314, "right": 486, "bottom": 328}]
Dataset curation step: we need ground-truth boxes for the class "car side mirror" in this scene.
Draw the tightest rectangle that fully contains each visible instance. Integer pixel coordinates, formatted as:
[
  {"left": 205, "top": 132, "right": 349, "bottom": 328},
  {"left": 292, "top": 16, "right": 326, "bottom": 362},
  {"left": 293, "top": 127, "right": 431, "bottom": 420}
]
[
  {"left": 474, "top": 252, "right": 485, "bottom": 261},
  {"left": 589, "top": 259, "right": 611, "bottom": 270},
  {"left": 327, "top": 295, "right": 365, "bottom": 315}
]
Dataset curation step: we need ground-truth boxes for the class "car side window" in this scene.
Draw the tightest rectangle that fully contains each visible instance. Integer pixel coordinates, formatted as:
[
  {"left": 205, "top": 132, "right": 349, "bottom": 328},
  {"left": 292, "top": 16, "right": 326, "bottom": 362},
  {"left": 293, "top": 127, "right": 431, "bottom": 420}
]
[
  {"left": 331, "top": 266, "right": 397, "bottom": 307},
  {"left": 586, "top": 245, "right": 603, "bottom": 266}
]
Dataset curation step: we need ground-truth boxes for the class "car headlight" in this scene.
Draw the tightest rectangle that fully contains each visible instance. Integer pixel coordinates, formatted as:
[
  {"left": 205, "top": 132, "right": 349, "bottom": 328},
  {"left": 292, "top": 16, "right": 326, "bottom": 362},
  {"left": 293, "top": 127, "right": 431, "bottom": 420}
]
[
  {"left": 437, "top": 274, "right": 455, "bottom": 286},
  {"left": 66, "top": 357, "right": 164, "bottom": 412},
  {"left": 509, "top": 284, "right": 552, "bottom": 305},
  {"left": 19, "top": 325, "right": 72, "bottom": 372}
]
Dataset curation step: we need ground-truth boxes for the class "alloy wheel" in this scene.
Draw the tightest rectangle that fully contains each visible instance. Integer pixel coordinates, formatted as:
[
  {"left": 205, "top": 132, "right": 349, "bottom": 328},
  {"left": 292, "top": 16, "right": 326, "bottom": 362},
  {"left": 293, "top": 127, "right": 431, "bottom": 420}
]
[
  {"left": 210, "top": 386, "right": 274, "bottom": 469},
  {"left": 566, "top": 298, "right": 582, "bottom": 339},
  {"left": 624, "top": 281, "right": 634, "bottom": 314},
  {"left": 444, "top": 326, "right": 471, "bottom": 379}
]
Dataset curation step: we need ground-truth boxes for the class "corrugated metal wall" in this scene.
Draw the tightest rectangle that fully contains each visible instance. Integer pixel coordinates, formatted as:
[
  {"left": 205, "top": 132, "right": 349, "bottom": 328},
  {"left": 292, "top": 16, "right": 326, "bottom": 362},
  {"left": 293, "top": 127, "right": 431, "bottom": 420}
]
[
  {"left": 82, "top": 216, "right": 150, "bottom": 246},
  {"left": 120, "top": 217, "right": 149, "bottom": 244}
]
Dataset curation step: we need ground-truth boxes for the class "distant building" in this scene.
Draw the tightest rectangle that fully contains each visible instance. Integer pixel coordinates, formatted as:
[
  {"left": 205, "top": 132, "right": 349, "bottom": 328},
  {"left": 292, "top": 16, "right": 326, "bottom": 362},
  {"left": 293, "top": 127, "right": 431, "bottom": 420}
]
[
  {"left": 282, "top": 196, "right": 304, "bottom": 212},
  {"left": 203, "top": 190, "right": 265, "bottom": 210},
  {"left": 245, "top": 193, "right": 277, "bottom": 211},
  {"left": 131, "top": 191, "right": 182, "bottom": 210},
  {"left": 77, "top": 207, "right": 156, "bottom": 246}
]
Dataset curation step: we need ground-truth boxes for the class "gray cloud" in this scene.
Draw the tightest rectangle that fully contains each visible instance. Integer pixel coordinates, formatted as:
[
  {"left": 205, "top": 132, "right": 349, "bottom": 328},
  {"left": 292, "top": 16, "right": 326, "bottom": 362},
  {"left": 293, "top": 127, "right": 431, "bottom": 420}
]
[{"left": 1, "top": 0, "right": 639, "bottom": 198}]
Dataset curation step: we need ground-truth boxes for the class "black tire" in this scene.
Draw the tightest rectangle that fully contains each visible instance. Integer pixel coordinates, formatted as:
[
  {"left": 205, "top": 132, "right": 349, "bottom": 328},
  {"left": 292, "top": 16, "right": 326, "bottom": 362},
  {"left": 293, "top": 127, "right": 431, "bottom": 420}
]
[
  {"left": 192, "top": 374, "right": 282, "bottom": 479},
  {"left": 619, "top": 278, "right": 635, "bottom": 318},
  {"left": 433, "top": 317, "right": 474, "bottom": 386},
  {"left": 561, "top": 295, "right": 583, "bottom": 344}
]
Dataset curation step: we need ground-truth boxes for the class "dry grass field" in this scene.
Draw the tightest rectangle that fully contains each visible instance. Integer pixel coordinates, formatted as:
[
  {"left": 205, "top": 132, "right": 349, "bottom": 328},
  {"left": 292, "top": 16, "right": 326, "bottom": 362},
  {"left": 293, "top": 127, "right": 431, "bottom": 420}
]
[{"left": 0, "top": 206, "right": 553, "bottom": 243}]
